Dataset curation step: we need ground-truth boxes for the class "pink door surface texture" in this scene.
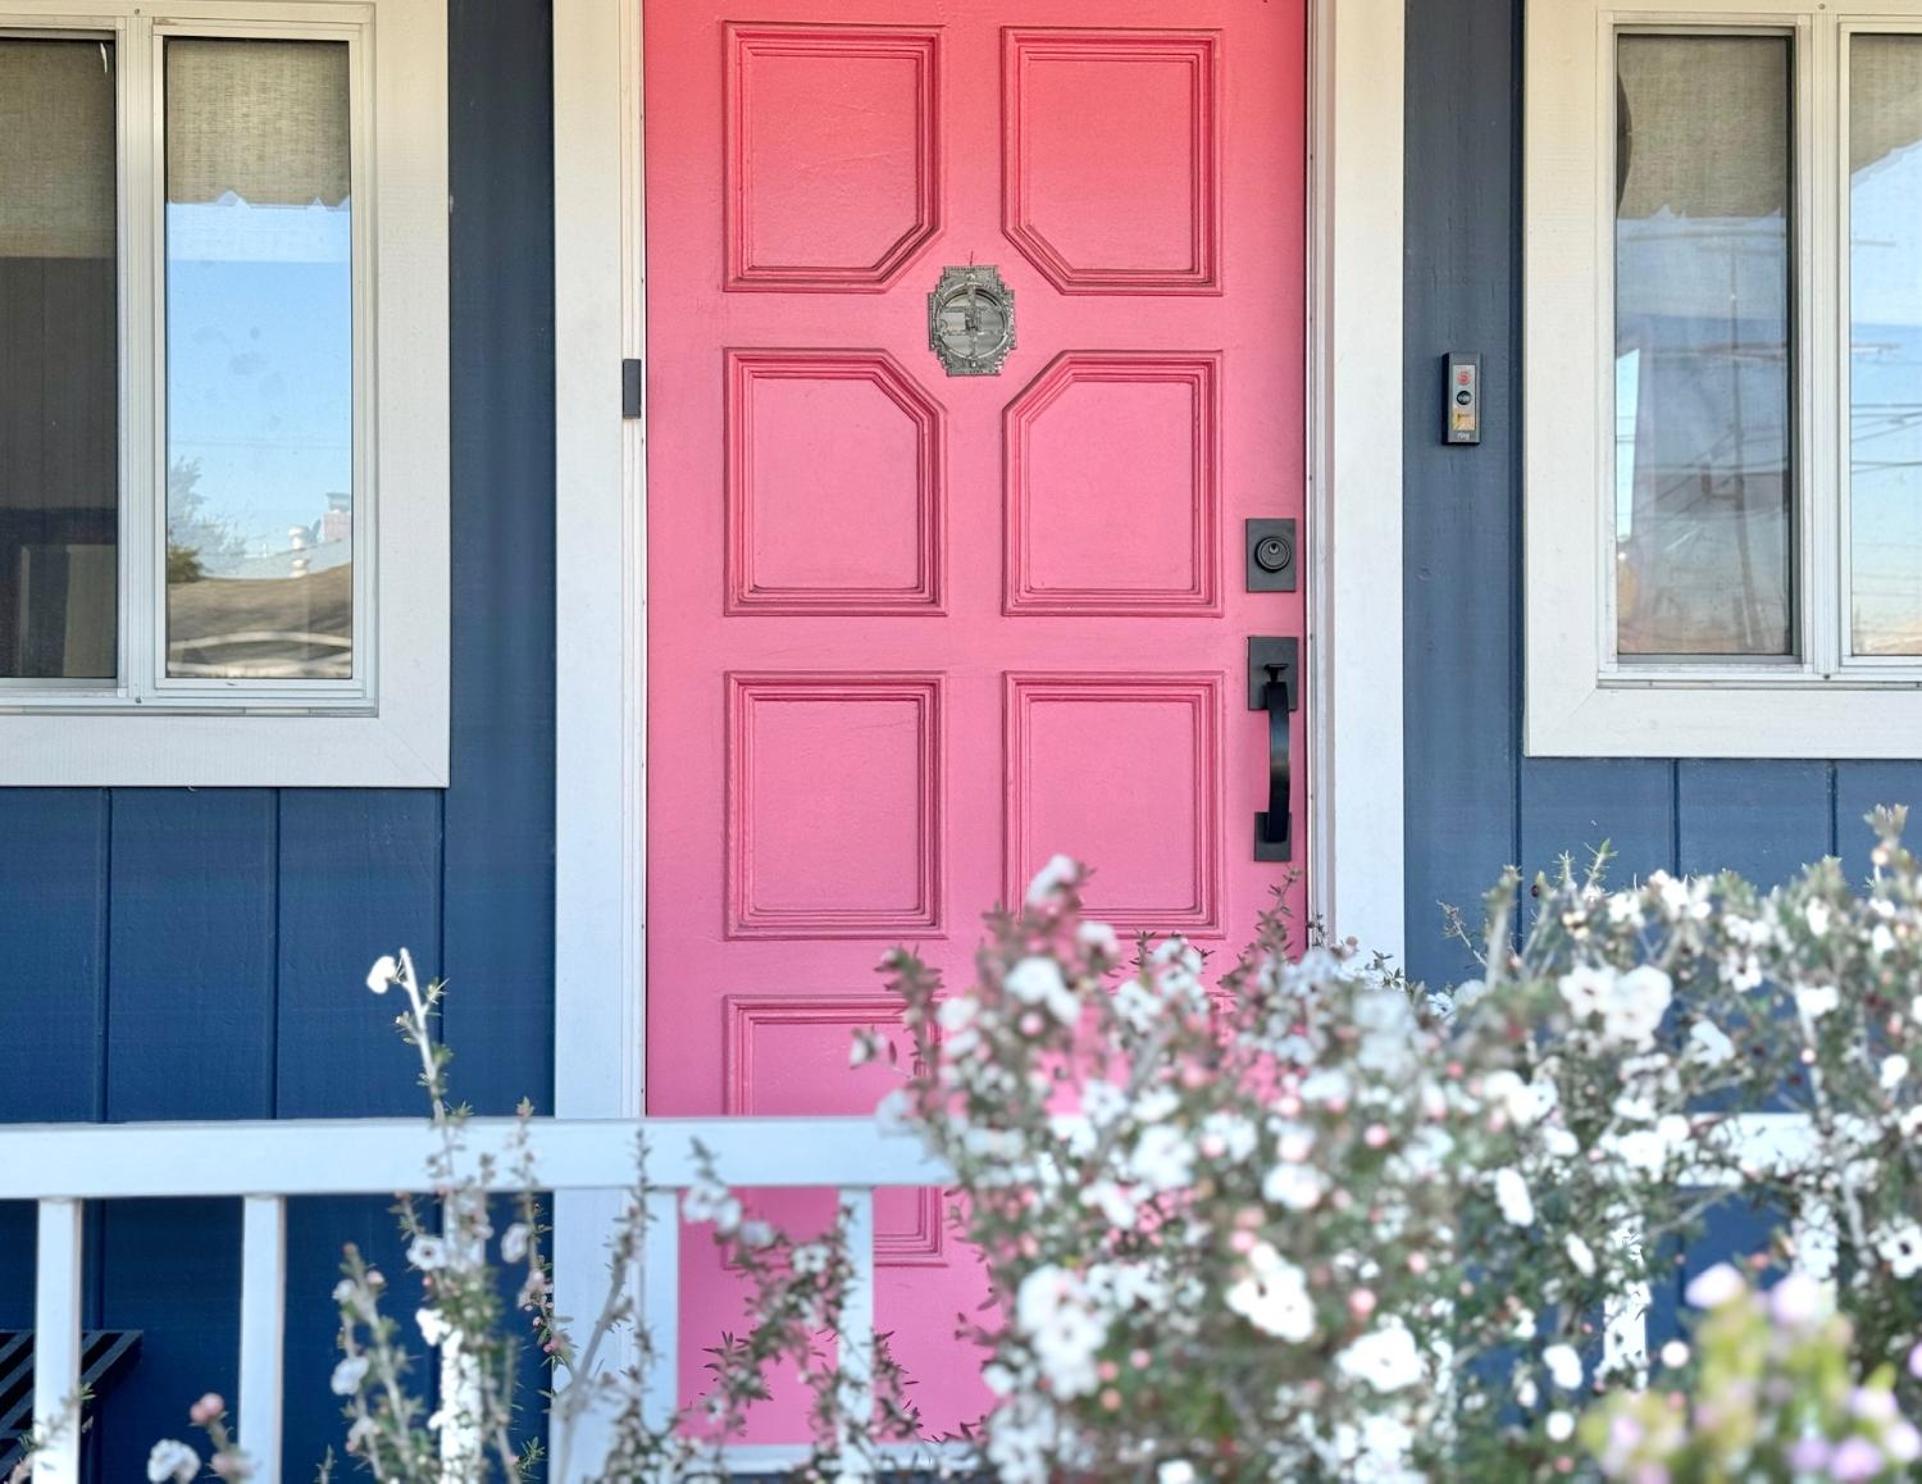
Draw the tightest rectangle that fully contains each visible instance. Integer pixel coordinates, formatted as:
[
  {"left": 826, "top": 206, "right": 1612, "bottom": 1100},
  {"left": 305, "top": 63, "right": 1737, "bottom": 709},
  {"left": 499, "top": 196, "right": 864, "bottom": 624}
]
[{"left": 645, "top": 0, "right": 1307, "bottom": 1440}]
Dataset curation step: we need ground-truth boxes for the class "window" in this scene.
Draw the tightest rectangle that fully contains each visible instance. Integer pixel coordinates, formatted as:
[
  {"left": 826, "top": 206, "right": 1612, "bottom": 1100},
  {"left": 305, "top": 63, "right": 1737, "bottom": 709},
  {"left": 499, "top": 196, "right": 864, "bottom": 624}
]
[
  {"left": 0, "top": 1, "right": 446, "bottom": 786},
  {"left": 1527, "top": 2, "right": 1922, "bottom": 757}
]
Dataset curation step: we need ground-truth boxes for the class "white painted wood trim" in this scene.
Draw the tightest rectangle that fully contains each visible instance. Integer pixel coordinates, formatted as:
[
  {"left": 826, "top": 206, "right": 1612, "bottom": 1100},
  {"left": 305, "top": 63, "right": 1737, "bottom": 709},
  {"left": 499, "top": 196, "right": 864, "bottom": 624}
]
[
  {"left": 1312, "top": 0, "right": 1406, "bottom": 962},
  {"left": 552, "top": 0, "right": 645, "bottom": 1461},
  {"left": 238, "top": 1195, "right": 289, "bottom": 1484},
  {"left": 0, "top": 1116, "right": 950, "bottom": 1199},
  {"left": 0, "top": 0, "right": 449, "bottom": 787},
  {"left": 31, "top": 1199, "right": 84, "bottom": 1484},
  {"left": 1525, "top": 0, "right": 1922, "bottom": 759}
]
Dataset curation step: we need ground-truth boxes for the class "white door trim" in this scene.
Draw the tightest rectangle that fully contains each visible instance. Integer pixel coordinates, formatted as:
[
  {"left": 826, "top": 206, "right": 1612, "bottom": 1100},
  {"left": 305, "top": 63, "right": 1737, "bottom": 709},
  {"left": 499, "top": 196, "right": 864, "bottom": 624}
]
[{"left": 549, "top": 0, "right": 1404, "bottom": 1437}]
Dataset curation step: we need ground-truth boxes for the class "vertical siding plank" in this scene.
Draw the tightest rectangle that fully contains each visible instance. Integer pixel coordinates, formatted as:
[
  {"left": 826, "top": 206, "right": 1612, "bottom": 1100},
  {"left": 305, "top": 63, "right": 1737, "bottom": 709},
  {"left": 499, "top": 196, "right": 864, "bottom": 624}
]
[
  {"left": 107, "top": 789, "right": 277, "bottom": 1122},
  {"left": 1520, "top": 760, "right": 1676, "bottom": 888},
  {"left": 440, "top": 0, "right": 557, "bottom": 1118},
  {"left": 275, "top": 790, "right": 441, "bottom": 1476},
  {"left": 0, "top": 792, "right": 108, "bottom": 1342},
  {"left": 0, "top": 791, "right": 109, "bottom": 1124},
  {"left": 1833, "top": 762, "right": 1922, "bottom": 880},
  {"left": 1677, "top": 761, "right": 1833, "bottom": 888},
  {"left": 1402, "top": 0, "right": 1522, "bottom": 983},
  {"left": 101, "top": 790, "right": 273, "bottom": 1476}
]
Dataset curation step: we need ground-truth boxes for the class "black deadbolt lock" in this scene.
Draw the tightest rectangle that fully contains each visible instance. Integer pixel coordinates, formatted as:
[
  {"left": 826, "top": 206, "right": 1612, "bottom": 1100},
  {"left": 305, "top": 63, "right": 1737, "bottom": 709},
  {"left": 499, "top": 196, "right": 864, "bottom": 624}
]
[{"left": 1245, "top": 518, "right": 1297, "bottom": 592}]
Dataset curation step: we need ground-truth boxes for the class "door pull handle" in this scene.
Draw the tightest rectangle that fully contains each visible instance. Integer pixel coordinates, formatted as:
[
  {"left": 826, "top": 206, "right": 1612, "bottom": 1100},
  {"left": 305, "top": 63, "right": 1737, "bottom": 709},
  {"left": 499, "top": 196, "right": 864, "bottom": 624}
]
[{"left": 1249, "top": 637, "right": 1300, "bottom": 864}]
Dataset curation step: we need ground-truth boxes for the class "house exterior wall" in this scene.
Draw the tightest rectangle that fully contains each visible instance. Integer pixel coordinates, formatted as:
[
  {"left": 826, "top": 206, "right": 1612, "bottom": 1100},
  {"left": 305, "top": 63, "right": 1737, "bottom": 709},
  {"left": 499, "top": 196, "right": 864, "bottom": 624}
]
[
  {"left": 1401, "top": 0, "right": 1922, "bottom": 988},
  {"left": 1400, "top": 0, "right": 1922, "bottom": 1331},
  {"left": 0, "top": 2, "right": 556, "bottom": 1472}
]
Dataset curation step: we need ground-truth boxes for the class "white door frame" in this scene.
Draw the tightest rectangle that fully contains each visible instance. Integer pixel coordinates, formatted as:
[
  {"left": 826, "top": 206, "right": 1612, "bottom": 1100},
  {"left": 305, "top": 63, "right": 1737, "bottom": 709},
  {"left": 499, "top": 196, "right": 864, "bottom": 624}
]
[{"left": 548, "top": 0, "right": 1405, "bottom": 1422}]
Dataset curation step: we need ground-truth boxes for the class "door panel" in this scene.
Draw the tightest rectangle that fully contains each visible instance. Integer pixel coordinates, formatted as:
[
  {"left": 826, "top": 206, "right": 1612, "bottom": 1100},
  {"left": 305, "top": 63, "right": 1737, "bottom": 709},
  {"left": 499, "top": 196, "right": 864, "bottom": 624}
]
[{"left": 645, "top": 0, "right": 1306, "bottom": 1441}]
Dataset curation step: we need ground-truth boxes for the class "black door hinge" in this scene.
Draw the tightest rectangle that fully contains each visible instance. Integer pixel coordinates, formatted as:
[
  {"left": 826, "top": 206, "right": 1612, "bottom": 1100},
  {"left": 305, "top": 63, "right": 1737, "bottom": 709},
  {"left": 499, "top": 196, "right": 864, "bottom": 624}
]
[{"left": 621, "top": 358, "right": 643, "bottom": 419}]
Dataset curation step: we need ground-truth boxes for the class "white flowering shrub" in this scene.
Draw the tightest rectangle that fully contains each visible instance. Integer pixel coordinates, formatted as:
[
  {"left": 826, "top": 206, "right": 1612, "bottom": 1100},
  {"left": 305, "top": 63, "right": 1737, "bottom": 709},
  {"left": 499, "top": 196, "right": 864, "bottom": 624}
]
[
  {"left": 866, "top": 810, "right": 1922, "bottom": 1480},
  {"left": 138, "top": 806, "right": 1922, "bottom": 1481}
]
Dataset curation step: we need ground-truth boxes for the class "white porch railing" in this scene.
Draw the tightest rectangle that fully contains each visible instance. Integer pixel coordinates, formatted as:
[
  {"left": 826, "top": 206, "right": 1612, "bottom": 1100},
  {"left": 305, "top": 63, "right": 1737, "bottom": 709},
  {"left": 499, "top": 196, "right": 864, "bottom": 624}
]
[{"left": 0, "top": 1116, "right": 951, "bottom": 1484}]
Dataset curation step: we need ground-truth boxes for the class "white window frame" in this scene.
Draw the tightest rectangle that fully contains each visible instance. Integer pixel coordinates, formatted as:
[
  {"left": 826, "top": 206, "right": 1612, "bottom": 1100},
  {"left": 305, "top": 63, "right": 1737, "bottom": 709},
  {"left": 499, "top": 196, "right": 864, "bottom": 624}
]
[
  {"left": 1526, "top": 0, "right": 1922, "bottom": 758},
  {"left": 0, "top": 0, "right": 447, "bottom": 787}
]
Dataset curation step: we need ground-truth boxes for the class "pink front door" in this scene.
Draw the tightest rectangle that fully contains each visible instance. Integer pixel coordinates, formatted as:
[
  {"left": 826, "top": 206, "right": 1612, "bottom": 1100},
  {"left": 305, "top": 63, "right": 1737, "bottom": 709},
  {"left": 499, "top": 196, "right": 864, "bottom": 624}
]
[{"left": 645, "top": 0, "right": 1307, "bottom": 1437}]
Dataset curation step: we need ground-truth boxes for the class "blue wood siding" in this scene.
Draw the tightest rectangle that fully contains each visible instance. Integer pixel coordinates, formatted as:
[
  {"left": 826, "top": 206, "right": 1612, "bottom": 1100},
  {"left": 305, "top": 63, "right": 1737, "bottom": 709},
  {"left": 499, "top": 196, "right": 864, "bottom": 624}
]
[
  {"left": 1402, "top": 0, "right": 1922, "bottom": 1343},
  {"left": 1402, "top": 0, "right": 1922, "bottom": 988},
  {"left": 0, "top": 2, "right": 555, "bottom": 1473}
]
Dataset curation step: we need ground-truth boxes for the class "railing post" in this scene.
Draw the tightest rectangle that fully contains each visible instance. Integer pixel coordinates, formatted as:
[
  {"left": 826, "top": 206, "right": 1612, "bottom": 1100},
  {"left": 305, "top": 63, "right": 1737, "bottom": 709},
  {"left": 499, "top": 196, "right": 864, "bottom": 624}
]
[
  {"left": 639, "top": 1190, "right": 680, "bottom": 1437},
  {"left": 32, "top": 1199, "right": 84, "bottom": 1484},
  {"left": 836, "top": 1189, "right": 876, "bottom": 1478},
  {"left": 238, "top": 1195, "right": 288, "bottom": 1484}
]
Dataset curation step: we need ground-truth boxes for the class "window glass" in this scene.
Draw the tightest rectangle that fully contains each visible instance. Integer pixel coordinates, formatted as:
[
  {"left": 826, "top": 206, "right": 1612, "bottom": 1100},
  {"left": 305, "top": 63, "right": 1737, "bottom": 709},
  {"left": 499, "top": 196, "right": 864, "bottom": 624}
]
[
  {"left": 1615, "top": 34, "right": 1794, "bottom": 658},
  {"left": 0, "top": 39, "right": 118, "bottom": 679},
  {"left": 1849, "top": 34, "right": 1922, "bottom": 657},
  {"left": 164, "top": 37, "right": 352, "bottom": 681}
]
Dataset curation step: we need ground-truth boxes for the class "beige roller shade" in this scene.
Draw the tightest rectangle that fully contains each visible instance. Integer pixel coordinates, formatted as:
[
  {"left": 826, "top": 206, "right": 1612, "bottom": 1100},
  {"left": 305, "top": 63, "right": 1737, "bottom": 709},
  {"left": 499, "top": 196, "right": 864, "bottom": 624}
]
[
  {"left": 1850, "top": 34, "right": 1922, "bottom": 183},
  {"left": 1617, "top": 34, "right": 1790, "bottom": 222},
  {"left": 166, "top": 38, "right": 349, "bottom": 209},
  {"left": 0, "top": 39, "right": 114, "bottom": 259}
]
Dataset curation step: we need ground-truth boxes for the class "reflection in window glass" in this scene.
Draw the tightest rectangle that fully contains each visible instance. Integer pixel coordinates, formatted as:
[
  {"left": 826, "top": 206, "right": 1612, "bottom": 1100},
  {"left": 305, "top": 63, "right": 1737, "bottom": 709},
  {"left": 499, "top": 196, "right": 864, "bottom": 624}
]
[
  {"left": 1615, "top": 35, "right": 1794, "bottom": 658},
  {"left": 164, "top": 38, "right": 351, "bottom": 680},
  {"left": 0, "top": 40, "right": 118, "bottom": 679},
  {"left": 1850, "top": 35, "right": 1922, "bottom": 657}
]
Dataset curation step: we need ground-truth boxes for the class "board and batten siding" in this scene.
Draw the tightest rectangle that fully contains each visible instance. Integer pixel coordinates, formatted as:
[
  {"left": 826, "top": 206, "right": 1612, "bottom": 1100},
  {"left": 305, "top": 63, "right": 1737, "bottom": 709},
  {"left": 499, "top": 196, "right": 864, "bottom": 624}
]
[
  {"left": 1402, "top": 0, "right": 1922, "bottom": 1338},
  {"left": 0, "top": 1, "right": 556, "bottom": 1473}
]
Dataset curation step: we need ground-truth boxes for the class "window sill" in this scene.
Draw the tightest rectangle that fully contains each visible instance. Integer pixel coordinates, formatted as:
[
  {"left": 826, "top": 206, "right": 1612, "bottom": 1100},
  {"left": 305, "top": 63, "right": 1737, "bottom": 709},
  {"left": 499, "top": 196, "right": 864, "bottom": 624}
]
[
  {"left": 0, "top": 705, "right": 448, "bottom": 787},
  {"left": 1526, "top": 678, "right": 1922, "bottom": 759}
]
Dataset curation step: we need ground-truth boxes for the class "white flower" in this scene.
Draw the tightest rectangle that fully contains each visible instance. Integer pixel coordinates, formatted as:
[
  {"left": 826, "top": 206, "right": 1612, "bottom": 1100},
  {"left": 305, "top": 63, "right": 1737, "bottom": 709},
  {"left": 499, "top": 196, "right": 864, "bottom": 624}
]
[
  {"left": 1684, "top": 1262, "right": 1746, "bottom": 1309},
  {"left": 1352, "top": 987, "right": 1420, "bottom": 1077},
  {"left": 407, "top": 1234, "right": 450, "bottom": 1272},
  {"left": 1225, "top": 1242, "right": 1316, "bottom": 1343},
  {"left": 365, "top": 954, "right": 398, "bottom": 994},
  {"left": 1687, "top": 1020, "right": 1735, "bottom": 1067},
  {"left": 1483, "top": 1070, "right": 1557, "bottom": 1126},
  {"left": 416, "top": 1307, "right": 452, "bottom": 1346},
  {"left": 793, "top": 1241, "right": 830, "bottom": 1276},
  {"left": 331, "top": 1278, "right": 356, "bottom": 1305},
  {"left": 1543, "top": 1343, "right": 1583, "bottom": 1391},
  {"left": 1605, "top": 966, "right": 1673, "bottom": 1047},
  {"left": 1546, "top": 1411, "right": 1575, "bottom": 1443},
  {"left": 500, "top": 1221, "right": 531, "bottom": 1263},
  {"left": 1077, "top": 919, "right": 1120, "bottom": 961},
  {"left": 1014, "top": 1265, "right": 1108, "bottom": 1398},
  {"left": 1560, "top": 961, "right": 1668, "bottom": 1045},
  {"left": 147, "top": 1440, "right": 200, "bottom": 1484},
  {"left": 1130, "top": 1124, "right": 1195, "bottom": 1192},
  {"left": 1005, "top": 955, "right": 1081, "bottom": 1026},
  {"left": 1884, "top": 1055, "right": 1911, "bottom": 1092},
  {"left": 1081, "top": 1180, "right": 1138, "bottom": 1227},
  {"left": 1875, "top": 1220, "right": 1922, "bottom": 1279},
  {"left": 1806, "top": 900, "right": 1833, "bottom": 938},
  {"left": 1263, "top": 1160, "right": 1329, "bottom": 1212},
  {"left": 683, "top": 1179, "right": 743, "bottom": 1236},
  {"left": 1337, "top": 1320, "right": 1424, "bottom": 1393},
  {"left": 1493, "top": 1167, "right": 1535, "bottom": 1227},
  {"left": 330, "top": 1355, "right": 370, "bottom": 1396},
  {"left": 1200, "top": 1111, "right": 1258, "bottom": 1163},
  {"left": 1158, "top": 1464, "right": 1197, "bottom": 1484},
  {"left": 1025, "top": 854, "right": 1078, "bottom": 906},
  {"left": 1795, "top": 983, "right": 1840, "bottom": 1019},
  {"left": 1564, "top": 1234, "right": 1596, "bottom": 1277}
]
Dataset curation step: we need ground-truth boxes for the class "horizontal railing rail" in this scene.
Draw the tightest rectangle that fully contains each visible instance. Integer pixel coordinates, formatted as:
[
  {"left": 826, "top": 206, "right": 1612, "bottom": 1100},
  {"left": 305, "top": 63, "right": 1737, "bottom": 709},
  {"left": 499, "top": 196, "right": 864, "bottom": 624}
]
[{"left": 0, "top": 1116, "right": 952, "bottom": 1484}]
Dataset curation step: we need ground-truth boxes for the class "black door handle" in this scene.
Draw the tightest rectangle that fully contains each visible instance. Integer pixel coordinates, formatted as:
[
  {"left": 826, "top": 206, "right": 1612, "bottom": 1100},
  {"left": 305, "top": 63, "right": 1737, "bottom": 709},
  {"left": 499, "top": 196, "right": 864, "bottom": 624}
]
[{"left": 1249, "top": 638, "right": 1299, "bottom": 864}]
